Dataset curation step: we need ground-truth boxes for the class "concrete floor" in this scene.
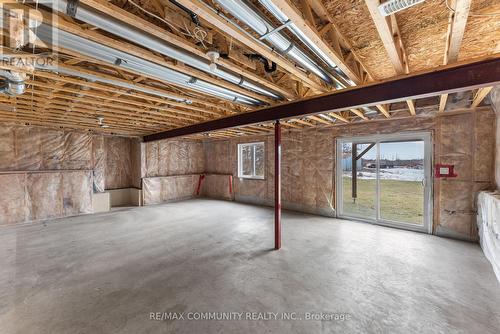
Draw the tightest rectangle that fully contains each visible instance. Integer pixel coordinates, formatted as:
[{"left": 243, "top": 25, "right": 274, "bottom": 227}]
[{"left": 0, "top": 199, "right": 499, "bottom": 334}]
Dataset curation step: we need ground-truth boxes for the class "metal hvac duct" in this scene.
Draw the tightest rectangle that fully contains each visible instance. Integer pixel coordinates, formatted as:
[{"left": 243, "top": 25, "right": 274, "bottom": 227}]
[
  {"left": 214, "top": 0, "right": 336, "bottom": 86},
  {"left": 0, "top": 70, "right": 26, "bottom": 96},
  {"left": 51, "top": 0, "right": 281, "bottom": 101},
  {"left": 35, "top": 24, "right": 262, "bottom": 105},
  {"left": 0, "top": 53, "right": 194, "bottom": 104},
  {"left": 256, "top": 0, "right": 355, "bottom": 88},
  {"left": 45, "top": 66, "right": 194, "bottom": 104},
  {"left": 251, "top": 1, "right": 379, "bottom": 114}
]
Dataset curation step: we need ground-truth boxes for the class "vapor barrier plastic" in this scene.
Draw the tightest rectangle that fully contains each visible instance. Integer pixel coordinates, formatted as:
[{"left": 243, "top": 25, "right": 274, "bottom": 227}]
[
  {"left": 0, "top": 125, "right": 93, "bottom": 171},
  {"left": 477, "top": 191, "right": 500, "bottom": 282},
  {"left": 0, "top": 170, "right": 93, "bottom": 225},
  {"left": 142, "top": 175, "right": 201, "bottom": 205},
  {"left": 105, "top": 137, "right": 133, "bottom": 190},
  {"left": 144, "top": 139, "right": 204, "bottom": 177},
  {"left": 92, "top": 135, "right": 106, "bottom": 193},
  {"left": 201, "top": 174, "right": 234, "bottom": 200}
]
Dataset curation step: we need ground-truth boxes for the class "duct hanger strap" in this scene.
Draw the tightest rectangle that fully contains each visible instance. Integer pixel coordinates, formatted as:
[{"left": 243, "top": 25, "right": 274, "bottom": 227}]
[
  {"left": 259, "top": 20, "right": 292, "bottom": 41},
  {"left": 237, "top": 76, "right": 245, "bottom": 87},
  {"left": 282, "top": 42, "right": 294, "bottom": 56},
  {"left": 66, "top": 0, "right": 80, "bottom": 18}
]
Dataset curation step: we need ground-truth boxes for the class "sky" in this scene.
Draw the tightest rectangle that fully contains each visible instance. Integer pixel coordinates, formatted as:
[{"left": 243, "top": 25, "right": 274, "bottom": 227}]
[{"left": 353, "top": 141, "right": 424, "bottom": 160}]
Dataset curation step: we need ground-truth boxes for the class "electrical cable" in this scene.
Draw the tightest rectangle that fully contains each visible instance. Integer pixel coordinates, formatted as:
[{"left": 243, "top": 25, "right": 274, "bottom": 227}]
[
  {"left": 127, "top": 0, "right": 186, "bottom": 35},
  {"left": 127, "top": 0, "right": 208, "bottom": 48}
]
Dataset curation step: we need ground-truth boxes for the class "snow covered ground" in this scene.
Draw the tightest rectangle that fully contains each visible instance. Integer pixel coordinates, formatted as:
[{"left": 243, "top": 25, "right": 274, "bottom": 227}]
[{"left": 343, "top": 168, "right": 424, "bottom": 181}]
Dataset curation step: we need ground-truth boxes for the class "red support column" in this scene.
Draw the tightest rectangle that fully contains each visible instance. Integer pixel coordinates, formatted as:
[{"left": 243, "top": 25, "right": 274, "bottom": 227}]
[{"left": 274, "top": 120, "right": 281, "bottom": 250}]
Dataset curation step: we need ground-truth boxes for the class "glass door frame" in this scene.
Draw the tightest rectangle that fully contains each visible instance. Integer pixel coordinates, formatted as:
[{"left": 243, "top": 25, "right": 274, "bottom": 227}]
[{"left": 335, "top": 132, "right": 433, "bottom": 234}]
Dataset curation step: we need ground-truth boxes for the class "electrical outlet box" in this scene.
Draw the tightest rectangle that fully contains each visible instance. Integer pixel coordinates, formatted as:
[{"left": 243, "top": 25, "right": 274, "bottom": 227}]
[{"left": 435, "top": 164, "right": 457, "bottom": 178}]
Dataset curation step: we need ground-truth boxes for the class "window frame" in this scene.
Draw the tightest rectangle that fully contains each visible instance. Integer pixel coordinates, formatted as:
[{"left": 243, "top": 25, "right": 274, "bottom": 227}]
[{"left": 237, "top": 142, "right": 265, "bottom": 180}]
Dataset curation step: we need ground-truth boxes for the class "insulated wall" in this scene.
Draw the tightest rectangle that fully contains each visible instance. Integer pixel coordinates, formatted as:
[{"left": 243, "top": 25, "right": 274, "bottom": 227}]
[
  {"left": 490, "top": 86, "right": 500, "bottom": 189},
  {"left": 0, "top": 125, "right": 93, "bottom": 170},
  {"left": 142, "top": 139, "right": 204, "bottom": 204},
  {"left": 203, "top": 109, "right": 496, "bottom": 241},
  {"left": 143, "top": 139, "right": 204, "bottom": 177},
  {"left": 434, "top": 111, "right": 496, "bottom": 240},
  {"left": 0, "top": 124, "right": 139, "bottom": 225},
  {"left": 104, "top": 136, "right": 141, "bottom": 190},
  {"left": 0, "top": 171, "right": 93, "bottom": 224},
  {"left": 477, "top": 191, "right": 500, "bottom": 282}
]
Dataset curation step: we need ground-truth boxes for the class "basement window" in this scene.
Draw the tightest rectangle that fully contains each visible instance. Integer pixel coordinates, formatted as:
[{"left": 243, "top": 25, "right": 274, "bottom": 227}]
[{"left": 238, "top": 142, "right": 265, "bottom": 179}]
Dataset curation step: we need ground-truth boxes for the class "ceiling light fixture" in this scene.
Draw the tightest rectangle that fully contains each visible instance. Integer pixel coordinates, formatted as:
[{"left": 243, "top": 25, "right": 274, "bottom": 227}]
[
  {"left": 97, "top": 116, "right": 110, "bottom": 128},
  {"left": 206, "top": 51, "right": 220, "bottom": 72},
  {"left": 378, "top": 0, "right": 426, "bottom": 16}
]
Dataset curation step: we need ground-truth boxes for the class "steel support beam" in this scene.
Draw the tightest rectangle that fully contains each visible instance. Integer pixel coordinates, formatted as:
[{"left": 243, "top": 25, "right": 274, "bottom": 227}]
[
  {"left": 352, "top": 143, "right": 357, "bottom": 201},
  {"left": 274, "top": 120, "right": 282, "bottom": 250},
  {"left": 144, "top": 57, "right": 500, "bottom": 142}
]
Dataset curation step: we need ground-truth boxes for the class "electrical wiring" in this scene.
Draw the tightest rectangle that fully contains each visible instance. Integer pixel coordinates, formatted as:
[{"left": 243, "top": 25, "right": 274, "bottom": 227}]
[
  {"left": 127, "top": 0, "right": 187, "bottom": 35},
  {"left": 127, "top": 0, "right": 209, "bottom": 47}
]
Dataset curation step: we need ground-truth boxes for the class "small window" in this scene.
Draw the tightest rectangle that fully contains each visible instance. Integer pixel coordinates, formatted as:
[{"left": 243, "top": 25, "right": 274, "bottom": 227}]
[{"left": 238, "top": 142, "right": 265, "bottom": 179}]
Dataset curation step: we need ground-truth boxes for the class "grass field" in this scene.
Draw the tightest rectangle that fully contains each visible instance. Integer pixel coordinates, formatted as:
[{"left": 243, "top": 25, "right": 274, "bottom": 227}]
[{"left": 342, "top": 177, "right": 424, "bottom": 224}]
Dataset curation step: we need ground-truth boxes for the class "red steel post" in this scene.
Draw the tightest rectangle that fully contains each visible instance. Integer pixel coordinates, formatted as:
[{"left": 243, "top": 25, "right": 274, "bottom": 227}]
[{"left": 274, "top": 120, "right": 281, "bottom": 250}]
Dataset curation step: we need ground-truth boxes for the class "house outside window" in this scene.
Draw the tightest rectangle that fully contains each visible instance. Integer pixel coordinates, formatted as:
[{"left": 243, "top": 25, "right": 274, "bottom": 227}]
[{"left": 238, "top": 142, "right": 265, "bottom": 179}]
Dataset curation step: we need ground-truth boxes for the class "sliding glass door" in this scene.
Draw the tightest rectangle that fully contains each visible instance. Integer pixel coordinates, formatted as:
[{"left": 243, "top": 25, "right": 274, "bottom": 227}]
[{"left": 336, "top": 133, "right": 432, "bottom": 233}]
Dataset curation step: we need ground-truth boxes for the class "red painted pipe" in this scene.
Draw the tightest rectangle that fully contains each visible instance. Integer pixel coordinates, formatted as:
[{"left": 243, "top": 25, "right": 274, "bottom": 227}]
[
  {"left": 196, "top": 174, "right": 205, "bottom": 196},
  {"left": 274, "top": 120, "right": 281, "bottom": 250}
]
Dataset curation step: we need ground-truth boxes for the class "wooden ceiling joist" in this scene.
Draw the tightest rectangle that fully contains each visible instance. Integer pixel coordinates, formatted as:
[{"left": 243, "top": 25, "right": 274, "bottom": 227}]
[
  {"left": 171, "top": 0, "right": 324, "bottom": 93},
  {"left": 9, "top": 96, "right": 171, "bottom": 128},
  {"left": 21, "top": 4, "right": 275, "bottom": 106},
  {"left": 77, "top": 0, "right": 296, "bottom": 100},
  {"left": 2, "top": 93, "right": 189, "bottom": 128},
  {"left": 1, "top": 0, "right": 498, "bottom": 138},
  {"left": 375, "top": 105, "right": 391, "bottom": 118},
  {"left": 328, "top": 112, "right": 349, "bottom": 123},
  {"left": 471, "top": 87, "right": 493, "bottom": 109},
  {"left": 365, "top": 0, "right": 409, "bottom": 75},
  {"left": 406, "top": 100, "right": 416, "bottom": 116},
  {"left": 143, "top": 58, "right": 500, "bottom": 141},
  {"left": 350, "top": 109, "right": 368, "bottom": 120},
  {"left": 25, "top": 80, "right": 214, "bottom": 120},
  {"left": 439, "top": 0, "right": 471, "bottom": 112},
  {"left": 270, "top": 0, "right": 364, "bottom": 84},
  {"left": 365, "top": 0, "right": 418, "bottom": 116},
  {"left": 0, "top": 107, "right": 154, "bottom": 135}
]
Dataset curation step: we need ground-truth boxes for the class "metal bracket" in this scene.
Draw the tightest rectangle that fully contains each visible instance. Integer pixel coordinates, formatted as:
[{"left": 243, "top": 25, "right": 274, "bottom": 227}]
[
  {"left": 282, "top": 42, "right": 294, "bottom": 56},
  {"left": 259, "top": 20, "right": 292, "bottom": 41},
  {"left": 237, "top": 76, "right": 244, "bottom": 87},
  {"left": 66, "top": 0, "right": 80, "bottom": 18}
]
